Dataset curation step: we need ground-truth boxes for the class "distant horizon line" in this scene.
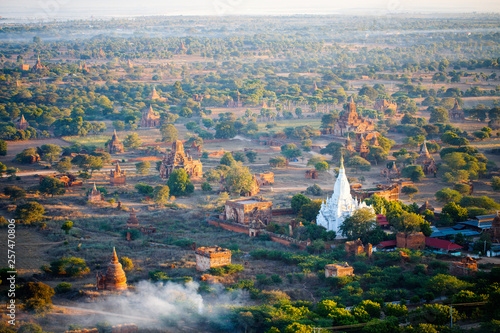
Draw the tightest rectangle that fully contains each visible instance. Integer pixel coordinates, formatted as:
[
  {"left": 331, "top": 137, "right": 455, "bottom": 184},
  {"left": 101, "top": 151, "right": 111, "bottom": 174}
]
[{"left": 2, "top": 11, "right": 500, "bottom": 22}]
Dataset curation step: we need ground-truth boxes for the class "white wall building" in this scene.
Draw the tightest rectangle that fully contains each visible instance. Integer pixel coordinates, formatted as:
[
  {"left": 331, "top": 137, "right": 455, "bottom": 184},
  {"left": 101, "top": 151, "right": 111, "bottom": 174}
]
[{"left": 316, "top": 156, "right": 373, "bottom": 238}]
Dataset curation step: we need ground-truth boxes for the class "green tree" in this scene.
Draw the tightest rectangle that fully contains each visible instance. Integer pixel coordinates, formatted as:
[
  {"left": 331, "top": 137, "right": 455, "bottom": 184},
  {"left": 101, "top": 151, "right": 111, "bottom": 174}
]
[
  {"left": 135, "top": 183, "right": 154, "bottom": 196},
  {"left": 393, "top": 212, "right": 426, "bottom": 234},
  {"left": 3, "top": 185, "right": 26, "bottom": 201},
  {"left": 45, "top": 257, "right": 90, "bottom": 277},
  {"left": 315, "top": 161, "right": 330, "bottom": 171},
  {"left": 220, "top": 152, "right": 236, "bottom": 166},
  {"left": 426, "top": 274, "right": 471, "bottom": 296},
  {"left": 299, "top": 200, "right": 323, "bottom": 222},
  {"left": 367, "top": 146, "right": 388, "bottom": 165},
  {"left": 233, "top": 151, "right": 246, "bottom": 162},
  {"left": 15, "top": 148, "right": 40, "bottom": 164},
  {"left": 284, "top": 323, "right": 313, "bottom": 333},
  {"left": 153, "top": 185, "right": 170, "bottom": 204},
  {"left": 123, "top": 133, "right": 142, "bottom": 149},
  {"left": 441, "top": 202, "right": 469, "bottom": 223},
  {"left": 113, "top": 120, "right": 125, "bottom": 131},
  {"left": 493, "top": 176, "right": 500, "bottom": 191},
  {"left": 39, "top": 176, "right": 66, "bottom": 196},
  {"left": 15, "top": 202, "right": 45, "bottom": 224},
  {"left": 224, "top": 164, "right": 254, "bottom": 195},
  {"left": 0, "top": 162, "right": 6, "bottom": 177},
  {"left": 245, "top": 150, "right": 257, "bottom": 163},
  {"left": 429, "top": 107, "right": 449, "bottom": 123},
  {"left": 215, "top": 121, "right": 237, "bottom": 139},
  {"left": 0, "top": 139, "right": 7, "bottom": 156},
  {"left": 201, "top": 182, "right": 212, "bottom": 192},
  {"left": 401, "top": 165, "right": 425, "bottom": 182},
  {"left": 61, "top": 221, "right": 73, "bottom": 234},
  {"left": 339, "top": 207, "right": 377, "bottom": 242},
  {"left": 160, "top": 124, "right": 178, "bottom": 142},
  {"left": 38, "top": 144, "right": 62, "bottom": 164},
  {"left": 316, "top": 299, "right": 338, "bottom": 317},
  {"left": 453, "top": 183, "right": 471, "bottom": 195},
  {"left": 346, "top": 156, "right": 371, "bottom": 172},
  {"left": 460, "top": 196, "right": 500, "bottom": 210},
  {"left": 18, "top": 282, "right": 54, "bottom": 313},
  {"left": 76, "top": 155, "right": 103, "bottom": 176},
  {"left": 435, "top": 188, "right": 462, "bottom": 203},
  {"left": 18, "top": 323, "right": 43, "bottom": 332},
  {"left": 167, "top": 169, "right": 194, "bottom": 196},
  {"left": 119, "top": 257, "right": 134, "bottom": 271},
  {"left": 281, "top": 143, "right": 302, "bottom": 160},
  {"left": 55, "top": 157, "right": 72, "bottom": 173},
  {"left": 135, "top": 161, "right": 151, "bottom": 175},
  {"left": 291, "top": 193, "right": 312, "bottom": 213},
  {"left": 401, "top": 185, "right": 419, "bottom": 200},
  {"left": 270, "top": 156, "right": 288, "bottom": 167}
]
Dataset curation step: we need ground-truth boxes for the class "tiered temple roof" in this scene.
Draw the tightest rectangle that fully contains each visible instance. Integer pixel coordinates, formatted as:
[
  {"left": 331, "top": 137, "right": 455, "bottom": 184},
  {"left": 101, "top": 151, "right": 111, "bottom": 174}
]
[
  {"left": 159, "top": 141, "right": 203, "bottom": 179},
  {"left": 333, "top": 97, "right": 375, "bottom": 136}
]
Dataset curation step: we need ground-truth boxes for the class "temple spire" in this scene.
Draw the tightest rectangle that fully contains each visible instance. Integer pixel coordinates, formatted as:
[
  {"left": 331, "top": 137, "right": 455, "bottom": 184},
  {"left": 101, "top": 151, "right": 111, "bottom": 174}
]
[
  {"left": 112, "top": 247, "right": 119, "bottom": 263},
  {"left": 340, "top": 153, "right": 344, "bottom": 170},
  {"left": 93, "top": 182, "right": 97, "bottom": 190}
]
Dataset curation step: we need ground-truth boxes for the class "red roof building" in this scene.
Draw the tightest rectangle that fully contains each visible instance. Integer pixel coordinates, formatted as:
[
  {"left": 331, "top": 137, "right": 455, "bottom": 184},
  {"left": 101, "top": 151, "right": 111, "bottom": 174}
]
[
  {"left": 377, "top": 214, "right": 389, "bottom": 227},
  {"left": 425, "top": 237, "right": 462, "bottom": 251}
]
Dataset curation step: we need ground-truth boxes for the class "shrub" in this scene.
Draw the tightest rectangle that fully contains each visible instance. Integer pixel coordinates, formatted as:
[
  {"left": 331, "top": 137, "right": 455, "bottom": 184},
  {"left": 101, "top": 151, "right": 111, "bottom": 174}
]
[
  {"left": 119, "top": 257, "right": 133, "bottom": 271},
  {"left": 44, "top": 257, "right": 90, "bottom": 277},
  {"left": 55, "top": 282, "right": 72, "bottom": 294}
]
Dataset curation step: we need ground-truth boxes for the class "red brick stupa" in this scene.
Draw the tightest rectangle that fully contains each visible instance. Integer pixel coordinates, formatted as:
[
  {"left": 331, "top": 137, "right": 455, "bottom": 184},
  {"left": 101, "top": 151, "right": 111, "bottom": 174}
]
[{"left": 96, "top": 247, "right": 128, "bottom": 291}]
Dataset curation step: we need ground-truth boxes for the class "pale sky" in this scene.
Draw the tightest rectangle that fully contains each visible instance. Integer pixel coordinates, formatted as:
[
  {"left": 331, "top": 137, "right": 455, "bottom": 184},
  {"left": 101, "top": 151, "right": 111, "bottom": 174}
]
[{"left": 1, "top": 0, "right": 499, "bottom": 18}]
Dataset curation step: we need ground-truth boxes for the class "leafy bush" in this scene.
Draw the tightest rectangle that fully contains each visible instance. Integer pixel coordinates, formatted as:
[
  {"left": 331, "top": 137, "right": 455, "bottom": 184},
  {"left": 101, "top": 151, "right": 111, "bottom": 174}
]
[
  {"left": 55, "top": 282, "right": 72, "bottom": 294},
  {"left": 43, "top": 257, "right": 90, "bottom": 277}
]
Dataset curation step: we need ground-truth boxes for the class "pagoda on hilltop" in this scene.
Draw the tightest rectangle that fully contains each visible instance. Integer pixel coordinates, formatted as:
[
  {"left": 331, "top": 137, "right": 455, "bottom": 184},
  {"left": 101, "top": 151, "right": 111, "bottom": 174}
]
[
  {"left": 316, "top": 156, "right": 374, "bottom": 238},
  {"left": 96, "top": 248, "right": 128, "bottom": 291},
  {"left": 159, "top": 140, "right": 203, "bottom": 179},
  {"left": 108, "top": 130, "right": 124, "bottom": 154},
  {"left": 333, "top": 97, "right": 375, "bottom": 136}
]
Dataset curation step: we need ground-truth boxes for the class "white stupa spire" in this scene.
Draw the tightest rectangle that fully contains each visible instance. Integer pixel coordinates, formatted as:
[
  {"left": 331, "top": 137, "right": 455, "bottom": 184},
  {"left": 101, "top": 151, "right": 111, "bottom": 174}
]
[{"left": 316, "top": 154, "right": 374, "bottom": 238}]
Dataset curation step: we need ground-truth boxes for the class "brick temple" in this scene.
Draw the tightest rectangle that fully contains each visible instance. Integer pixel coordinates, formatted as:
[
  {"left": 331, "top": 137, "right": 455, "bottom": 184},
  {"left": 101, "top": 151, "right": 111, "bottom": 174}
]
[
  {"left": 108, "top": 130, "right": 124, "bottom": 154},
  {"left": 333, "top": 97, "right": 375, "bottom": 136},
  {"left": 110, "top": 162, "right": 126, "bottom": 185},
  {"left": 221, "top": 198, "right": 272, "bottom": 225},
  {"left": 325, "top": 263, "right": 354, "bottom": 278},
  {"left": 159, "top": 141, "right": 203, "bottom": 179},
  {"left": 88, "top": 183, "right": 103, "bottom": 202},
  {"left": 140, "top": 105, "right": 161, "bottom": 127},
  {"left": 195, "top": 246, "right": 232, "bottom": 271}
]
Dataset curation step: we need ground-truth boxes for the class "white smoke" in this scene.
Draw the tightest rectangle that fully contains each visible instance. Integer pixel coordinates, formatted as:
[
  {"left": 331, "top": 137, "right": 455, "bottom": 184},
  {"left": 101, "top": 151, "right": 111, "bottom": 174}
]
[{"left": 69, "top": 281, "right": 248, "bottom": 330}]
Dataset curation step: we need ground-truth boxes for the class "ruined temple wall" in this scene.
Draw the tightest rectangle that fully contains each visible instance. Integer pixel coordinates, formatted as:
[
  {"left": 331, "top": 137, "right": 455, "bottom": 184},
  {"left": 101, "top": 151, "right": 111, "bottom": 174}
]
[{"left": 396, "top": 232, "right": 425, "bottom": 250}]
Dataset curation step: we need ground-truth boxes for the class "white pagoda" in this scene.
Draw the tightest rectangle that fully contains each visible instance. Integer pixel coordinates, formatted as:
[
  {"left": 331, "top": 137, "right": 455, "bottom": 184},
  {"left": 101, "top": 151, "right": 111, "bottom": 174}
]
[{"left": 316, "top": 155, "right": 373, "bottom": 238}]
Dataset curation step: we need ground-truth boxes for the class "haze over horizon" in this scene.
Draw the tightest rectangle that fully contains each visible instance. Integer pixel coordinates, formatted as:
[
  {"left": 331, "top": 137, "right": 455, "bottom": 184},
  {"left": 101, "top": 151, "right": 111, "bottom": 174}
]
[{"left": 1, "top": 0, "right": 499, "bottom": 21}]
